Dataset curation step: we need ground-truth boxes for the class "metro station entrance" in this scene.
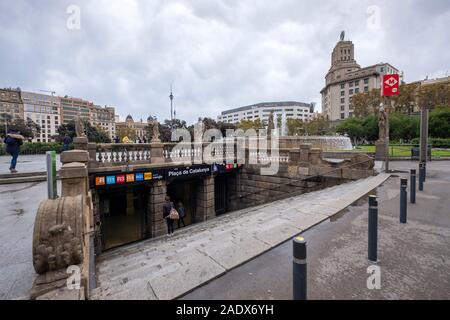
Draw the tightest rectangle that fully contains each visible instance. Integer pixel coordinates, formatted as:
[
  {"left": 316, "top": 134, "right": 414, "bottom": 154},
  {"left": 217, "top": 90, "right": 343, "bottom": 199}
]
[
  {"left": 98, "top": 185, "right": 148, "bottom": 250},
  {"left": 166, "top": 178, "right": 200, "bottom": 227}
]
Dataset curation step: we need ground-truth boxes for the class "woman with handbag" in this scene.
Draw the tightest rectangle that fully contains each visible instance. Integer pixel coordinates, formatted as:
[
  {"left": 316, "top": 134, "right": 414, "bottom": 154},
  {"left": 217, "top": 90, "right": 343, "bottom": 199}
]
[{"left": 162, "top": 196, "right": 178, "bottom": 236}]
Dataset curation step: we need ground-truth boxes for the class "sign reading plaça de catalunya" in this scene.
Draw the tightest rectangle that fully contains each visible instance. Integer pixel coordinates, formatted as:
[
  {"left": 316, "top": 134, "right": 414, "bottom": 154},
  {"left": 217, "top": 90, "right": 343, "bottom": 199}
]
[{"left": 167, "top": 165, "right": 211, "bottom": 178}]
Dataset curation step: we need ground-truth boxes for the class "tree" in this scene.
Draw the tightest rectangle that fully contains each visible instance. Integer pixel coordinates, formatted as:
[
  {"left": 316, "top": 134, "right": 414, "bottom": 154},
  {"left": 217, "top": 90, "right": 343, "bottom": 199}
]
[
  {"left": 116, "top": 126, "right": 137, "bottom": 142},
  {"left": 352, "top": 89, "right": 381, "bottom": 117},
  {"left": 57, "top": 120, "right": 111, "bottom": 143},
  {"left": 388, "top": 112, "right": 420, "bottom": 142},
  {"left": 0, "top": 117, "right": 41, "bottom": 138},
  {"left": 236, "top": 119, "right": 264, "bottom": 131},
  {"left": 305, "top": 115, "right": 332, "bottom": 135},
  {"left": 336, "top": 118, "right": 364, "bottom": 145},
  {"left": 287, "top": 118, "right": 307, "bottom": 136},
  {"left": 429, "top": 106, "right": 450, "bottom": 139}
]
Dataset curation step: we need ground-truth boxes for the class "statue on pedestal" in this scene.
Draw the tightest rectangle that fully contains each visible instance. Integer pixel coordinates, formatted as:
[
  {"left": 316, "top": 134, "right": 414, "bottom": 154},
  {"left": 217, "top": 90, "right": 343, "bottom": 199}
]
[
  {"left": 378, "top": 104, "right": 387, "bottom": 143},
  {"left": 75, "top": 116, "right": 86, "bottom": 137},
  {"left": 151, "top": 120, "right": 161, "bottom": 142}
]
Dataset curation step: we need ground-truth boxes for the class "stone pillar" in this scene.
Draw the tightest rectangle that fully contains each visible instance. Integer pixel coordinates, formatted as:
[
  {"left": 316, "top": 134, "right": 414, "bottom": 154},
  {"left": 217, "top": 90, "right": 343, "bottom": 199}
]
[
  {"left": 299, "top": 144, "right": 312, "bottom": 165},
  {"left": 73, "top": 136, "right": 88, "bottom": 151},
  {"left": 196, "top": 176, "right": 215, "bottom": 222},
  {"left": 151, "top": 143, "right": 164, "bottom": 164},
  {"left": 60, "top": 150, "right": 90, "bottom": 197},
  {"left": 147, "top": 180, "right": 167, "bottom": 238},
  {"left": 309, "top": 148, "right": 323, "bottom": 165}
]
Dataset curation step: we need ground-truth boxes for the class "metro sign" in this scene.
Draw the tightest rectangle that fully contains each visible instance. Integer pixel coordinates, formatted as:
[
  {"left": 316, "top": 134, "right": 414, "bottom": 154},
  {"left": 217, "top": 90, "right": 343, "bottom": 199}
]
[{"left": 382, "top": 74, "right": 400, "bottom": 96}]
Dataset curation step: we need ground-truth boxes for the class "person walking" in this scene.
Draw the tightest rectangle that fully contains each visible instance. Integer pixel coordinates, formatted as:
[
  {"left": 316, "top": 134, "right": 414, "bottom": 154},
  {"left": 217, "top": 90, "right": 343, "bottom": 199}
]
[
  {"left": 63, "top": 134, "right": 72, "bottom": 151},
  {"left": 177, "top": 202, "right": 186, "bottom": 228},
  {"left": 4, "top": 130, "right": 24, "bottom": 173},
  {"left": 163, "top": 196, "right": 175, "bottom": 236}
]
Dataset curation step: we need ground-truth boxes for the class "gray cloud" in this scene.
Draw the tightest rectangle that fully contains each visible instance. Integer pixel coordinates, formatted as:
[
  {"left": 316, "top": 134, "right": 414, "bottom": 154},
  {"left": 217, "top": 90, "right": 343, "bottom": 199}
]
[{"left": 1, "top": 0, "right": 449, "bottom": 124}]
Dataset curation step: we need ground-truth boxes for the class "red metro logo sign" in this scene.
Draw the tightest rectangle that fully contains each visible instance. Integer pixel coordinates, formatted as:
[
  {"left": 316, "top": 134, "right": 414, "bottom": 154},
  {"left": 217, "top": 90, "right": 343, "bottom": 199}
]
[{"left": 382, "top": 74, "right": 400, "bottom": 97}]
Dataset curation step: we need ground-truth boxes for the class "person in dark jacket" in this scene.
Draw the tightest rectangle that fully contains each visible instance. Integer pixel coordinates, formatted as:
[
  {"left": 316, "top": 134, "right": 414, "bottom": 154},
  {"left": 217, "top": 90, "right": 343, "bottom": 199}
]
[
  {"left": 162, "top": 196, "right": 175, "bottom": 236},
  {"left": 63, "top": 135, "right": 72, "bottom": 151},
  {"left": 177, "top": 202, "right": 186, "bottom": 228},
  {"left": 4, "top": 130, "right": 24, "bottom": 173}
]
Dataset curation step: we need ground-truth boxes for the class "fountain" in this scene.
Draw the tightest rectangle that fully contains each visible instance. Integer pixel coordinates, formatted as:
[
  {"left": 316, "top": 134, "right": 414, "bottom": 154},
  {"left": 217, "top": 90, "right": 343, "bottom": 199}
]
[{"left": 278, "top": 135, "right": 353, "bottom": 151}]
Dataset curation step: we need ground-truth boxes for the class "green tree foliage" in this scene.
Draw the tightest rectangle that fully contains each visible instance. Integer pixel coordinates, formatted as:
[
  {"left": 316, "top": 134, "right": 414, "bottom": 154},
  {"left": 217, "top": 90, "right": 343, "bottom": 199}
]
[
  {"left": 236, "top": 119, "right": 264, "bottom": 131},
  {"left": 389, "top": 112, "right": 420, "bottom": 142},
  {"left": 287, "top": 118, "right": 307, "bottom": 136},
  {"left": 57, "top": 120, "right": 111, "bottom": 143},
  {"left": 0, "top": 116, "right": 41, "bottom": 138},
  {"left": 305, "top": 115, "right": 332, "bottom": 135},
  {"left": 336, "top": 118, "right": 365, "bottom": 145},
  {"left": 429, "top": 106, "right": 450, "bottom": 139}
]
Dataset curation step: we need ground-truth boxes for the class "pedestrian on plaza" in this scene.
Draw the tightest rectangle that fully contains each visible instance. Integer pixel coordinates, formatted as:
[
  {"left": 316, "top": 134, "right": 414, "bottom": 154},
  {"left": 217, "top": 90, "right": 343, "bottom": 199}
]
[
  {"left": 163, "top": 196, "right": 176, "bottom": 236},
  {"left": 177, "top": 202, "right": 186, "bottom": 228},
  {"left": 4, "top": 130, "right": 24, "bottom": 173},
  {"left": 63, "top": 134, "right": 72, "bottom": 151}
]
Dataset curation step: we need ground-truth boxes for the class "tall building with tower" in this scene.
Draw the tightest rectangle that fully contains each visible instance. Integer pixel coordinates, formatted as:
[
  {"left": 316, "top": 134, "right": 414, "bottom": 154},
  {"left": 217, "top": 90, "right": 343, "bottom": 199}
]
[{"left": 321, "top": 32, "right": 403, "bottom": 122}]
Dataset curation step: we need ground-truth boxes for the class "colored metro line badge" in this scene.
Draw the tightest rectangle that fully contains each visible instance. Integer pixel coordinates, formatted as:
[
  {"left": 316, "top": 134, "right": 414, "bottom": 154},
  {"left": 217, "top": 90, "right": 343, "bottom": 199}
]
[
  {"left": 135, "top": 173, "right": 144, "bottom": 181},
  {"left": 116, "top": 175, "right": 126, "bottom": 184},
  {"left": 144, "top": 172, "right": 153, "bottom": 180},
  {"left": 95, "top": 176, "right": 106, "bottom": 186},
  {"left": 106, "top": 176, "right": 116, "bottom": 185},
  {"left": 126, "top": 173, "right": 135, "bottom": 183}
]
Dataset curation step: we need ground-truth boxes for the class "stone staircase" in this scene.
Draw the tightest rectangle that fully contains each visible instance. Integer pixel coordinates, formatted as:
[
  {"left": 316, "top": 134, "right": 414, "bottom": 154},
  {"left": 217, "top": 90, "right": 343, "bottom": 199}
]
[{"left": 91, "top": 173, "right": 390, "bottom": 300}]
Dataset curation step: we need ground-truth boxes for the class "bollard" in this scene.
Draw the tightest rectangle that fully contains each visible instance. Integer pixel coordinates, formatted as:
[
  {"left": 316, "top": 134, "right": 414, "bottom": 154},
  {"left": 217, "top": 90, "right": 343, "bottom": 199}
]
[
  {"left": 400, "top": 178, "right": 408, "bottom": 224},
  {"left": 293, "top": 236, "right": 307, "bottom": 300},
  {"left": 410, "top": 169, "right": 416, "bottom": 204},
  {"left": 419, "top": 163, "right": 424, "bottom": 191},
  {"left": 368, "top": 195, "right": 378, "bottom": 262}
]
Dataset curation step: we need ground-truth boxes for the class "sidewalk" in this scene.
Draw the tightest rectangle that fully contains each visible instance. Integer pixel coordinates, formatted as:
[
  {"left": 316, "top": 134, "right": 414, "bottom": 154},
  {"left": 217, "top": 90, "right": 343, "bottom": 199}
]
[
  {"left": 183, "top": 161, "right": 450, "bottom": 300},
  {"left": 0, "top": 154, "right": 61, "bottom": 175},
  {"left": 92, "top": 173, "right": 390, "bottom": 300}
]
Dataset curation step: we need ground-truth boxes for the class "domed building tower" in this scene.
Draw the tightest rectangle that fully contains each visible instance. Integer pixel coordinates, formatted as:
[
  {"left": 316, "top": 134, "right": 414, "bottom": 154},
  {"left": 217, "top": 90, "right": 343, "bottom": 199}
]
[{"left": 125, "top": 115, "right": 134, "bottom": 125}]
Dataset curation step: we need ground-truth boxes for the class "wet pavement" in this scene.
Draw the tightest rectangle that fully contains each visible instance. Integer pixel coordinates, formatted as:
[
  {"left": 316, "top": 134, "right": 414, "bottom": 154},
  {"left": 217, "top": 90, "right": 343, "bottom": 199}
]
[
  {"left": 0, "top": 181, "right": 59, "bottom": 299},
  {"left": 182, "top": 161, "right": 450, "bottom": 300},
  {"left": 0, "top": 154, "right": 61, "bottom": 175}
]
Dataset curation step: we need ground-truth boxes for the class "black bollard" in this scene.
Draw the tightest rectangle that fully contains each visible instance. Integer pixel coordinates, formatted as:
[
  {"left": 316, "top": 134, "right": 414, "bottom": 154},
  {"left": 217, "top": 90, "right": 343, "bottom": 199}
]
[
  {"left": 410, "top": 169, "right": 416, "bottom": 204},
  {"left": 400, "top": 178, "right": 408, "bottom": 224},
  {"left": 419, "top": 163, "right": 424, "bottom": 191},
  {"left": 293, "top": 236, "right": 307, "bottom": 300},
  {"left": 368, "top": 195, "right": 378, "bottom": 262}
]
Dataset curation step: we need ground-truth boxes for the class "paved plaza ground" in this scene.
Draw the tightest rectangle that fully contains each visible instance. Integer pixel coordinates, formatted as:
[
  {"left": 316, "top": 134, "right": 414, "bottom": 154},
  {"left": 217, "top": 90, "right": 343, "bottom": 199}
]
[
  {"left": 0, "top": 154, "right": 61, "bottom": 175},
  {"left": 183, "top": 161, "right": 450, "bottom": 300},
  {"left": 0, "top": 160, "right": 448, "bottom": 300}
]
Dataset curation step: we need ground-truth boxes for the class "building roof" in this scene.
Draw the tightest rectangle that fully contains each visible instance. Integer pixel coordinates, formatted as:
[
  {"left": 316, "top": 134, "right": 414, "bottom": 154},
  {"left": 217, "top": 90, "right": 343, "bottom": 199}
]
[
  {"left": 221, "top": 101, "right": 314, "bottom": 115},
  {"left": 126, "top": 115, "right": 133, "bottom": 121}
]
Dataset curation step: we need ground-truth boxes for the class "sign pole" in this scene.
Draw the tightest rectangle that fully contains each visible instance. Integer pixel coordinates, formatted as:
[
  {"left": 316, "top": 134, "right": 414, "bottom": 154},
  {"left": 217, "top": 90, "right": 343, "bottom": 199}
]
[{"left": 385, "top": 96, "right": 390, "bottom": 173}]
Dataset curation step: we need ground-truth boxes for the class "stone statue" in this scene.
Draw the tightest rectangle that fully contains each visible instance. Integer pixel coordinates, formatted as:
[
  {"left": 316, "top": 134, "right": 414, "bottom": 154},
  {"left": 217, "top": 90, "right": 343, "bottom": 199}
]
[
  {"left": 74, "top": 116, "right": 86, "bottom": 137},
  {"left": 340, "top": 30, "right": 345, "bottom": 41},
  {"left": 151, "top": 120, "right": 161, "bottom": 142},
  {"left": 378, "top": 104, "right": 387, "bottom": 143}
]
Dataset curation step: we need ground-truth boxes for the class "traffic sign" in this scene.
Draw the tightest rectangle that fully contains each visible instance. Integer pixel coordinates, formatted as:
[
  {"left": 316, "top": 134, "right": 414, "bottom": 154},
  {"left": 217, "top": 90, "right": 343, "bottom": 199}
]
[{"left": 382, "top": 74, "right": 399, "bottom": 96}]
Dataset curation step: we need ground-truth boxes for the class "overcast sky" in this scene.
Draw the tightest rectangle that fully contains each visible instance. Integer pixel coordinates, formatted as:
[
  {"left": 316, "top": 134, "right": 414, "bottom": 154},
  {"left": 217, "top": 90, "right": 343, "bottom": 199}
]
[{"left": 1, "top": 0, "right": 449, "bottom": 124}]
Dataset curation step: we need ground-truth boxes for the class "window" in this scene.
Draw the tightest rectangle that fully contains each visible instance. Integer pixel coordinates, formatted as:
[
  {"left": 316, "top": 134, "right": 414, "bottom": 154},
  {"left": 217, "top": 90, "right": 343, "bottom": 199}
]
[
  {"left": 340, "top": 84, "right": 345, "bottom": 89},
  {"left": 364, "top": 86, "right": 369, "bottom": 92},
  {"left": 349, "top": 89, "right": 354, "bottom": 95},
  {"left": 341, "top": 91, "right": 345, "bottom": 96},
  {"left": 349, "top": 112, "right": 353, "bottom": 118},
  {"left": 341, "top": 98, "right": 345, "bottom": 103},
  {"left": 355, "top": 88, "right": 359, "bottom": 94},
  {"left": 349, "top": 82, "right": 353, "bottom": 87},
  {"left": 341, "top": 113, "right": 345, "bottom": 120},
  {"left": 341, "top": 105, "right": 345, "bottom": 111},
  {"left": 364, "top": 78, "right": 369, "bottom": 84},
  {"left": 354, "top": 80, "right": 359, "bottom": 86}
]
